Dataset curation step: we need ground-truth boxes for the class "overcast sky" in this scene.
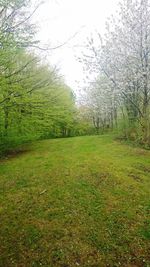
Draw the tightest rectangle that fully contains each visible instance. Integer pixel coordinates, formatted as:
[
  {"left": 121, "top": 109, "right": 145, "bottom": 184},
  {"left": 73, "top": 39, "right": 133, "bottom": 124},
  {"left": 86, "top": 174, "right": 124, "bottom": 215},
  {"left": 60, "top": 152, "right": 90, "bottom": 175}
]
[{"left": 33, "top": 0, "right": 119, "bottom": 91}]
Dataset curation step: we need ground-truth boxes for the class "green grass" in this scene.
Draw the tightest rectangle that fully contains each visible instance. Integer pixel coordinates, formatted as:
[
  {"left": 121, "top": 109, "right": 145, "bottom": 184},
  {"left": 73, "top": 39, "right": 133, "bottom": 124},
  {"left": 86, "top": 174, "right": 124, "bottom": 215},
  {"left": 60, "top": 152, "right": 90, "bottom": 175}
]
[{"left": 0, "top": 135, "right": 150, "bottom": 267}]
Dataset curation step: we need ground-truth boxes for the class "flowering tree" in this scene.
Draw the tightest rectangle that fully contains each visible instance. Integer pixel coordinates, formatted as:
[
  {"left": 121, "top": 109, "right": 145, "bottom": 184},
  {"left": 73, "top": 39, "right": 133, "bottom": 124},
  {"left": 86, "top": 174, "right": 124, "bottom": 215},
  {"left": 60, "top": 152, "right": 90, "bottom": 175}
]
[{"left": 81, "top": 0, "right": 150, "bottom": 144}]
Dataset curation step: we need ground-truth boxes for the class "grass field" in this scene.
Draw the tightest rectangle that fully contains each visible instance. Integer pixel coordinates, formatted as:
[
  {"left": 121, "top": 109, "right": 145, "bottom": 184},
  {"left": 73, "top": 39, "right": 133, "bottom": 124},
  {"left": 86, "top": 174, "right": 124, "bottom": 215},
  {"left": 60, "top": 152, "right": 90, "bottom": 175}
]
[{"left": 0, "top": 135, "right": 150, "bottom": 267}]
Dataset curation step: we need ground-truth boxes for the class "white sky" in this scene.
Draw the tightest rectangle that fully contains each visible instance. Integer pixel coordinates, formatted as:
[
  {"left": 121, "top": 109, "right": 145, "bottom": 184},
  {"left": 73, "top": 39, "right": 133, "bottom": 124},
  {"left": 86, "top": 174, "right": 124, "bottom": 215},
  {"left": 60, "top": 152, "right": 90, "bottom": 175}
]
[{"left": 33, "top": 0, "right": 119, "bottom": 91}]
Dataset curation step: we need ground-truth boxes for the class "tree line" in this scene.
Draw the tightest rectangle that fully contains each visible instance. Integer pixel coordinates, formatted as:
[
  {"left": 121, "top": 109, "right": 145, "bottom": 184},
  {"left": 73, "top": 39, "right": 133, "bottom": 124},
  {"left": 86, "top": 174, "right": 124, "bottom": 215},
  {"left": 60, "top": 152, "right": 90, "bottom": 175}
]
[
  {"left": 80, "top": 0, "right": 150, "bottom": 146},
  {"left": 0, "top": 0, "right": 77, "bottom": 155},
  {"left": 1, "top": 0, "right": 149, "bottom": 156}
]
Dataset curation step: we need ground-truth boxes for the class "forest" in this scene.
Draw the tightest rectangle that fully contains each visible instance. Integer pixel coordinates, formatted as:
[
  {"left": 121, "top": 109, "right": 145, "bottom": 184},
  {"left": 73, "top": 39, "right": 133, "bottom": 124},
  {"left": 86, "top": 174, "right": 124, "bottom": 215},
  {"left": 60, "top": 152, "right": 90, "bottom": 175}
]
[
  {"left": 0, "top": 0, "right": 77, "bottom": 156},
  {"left": 0, "top": 1, "right": 150, "bottom": 267},
  {"left": 80, "top": 0, "right": 150, "bottom": 146},
  {"left": 1, "top": 0, "right": 150, "bottom": 156}
]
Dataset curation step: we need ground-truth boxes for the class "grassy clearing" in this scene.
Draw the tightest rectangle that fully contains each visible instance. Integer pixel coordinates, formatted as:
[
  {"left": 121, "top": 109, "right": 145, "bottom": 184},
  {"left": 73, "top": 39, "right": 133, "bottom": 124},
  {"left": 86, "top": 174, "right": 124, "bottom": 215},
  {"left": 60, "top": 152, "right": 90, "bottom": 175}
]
[{"left": 0, "top": 135, "right": 150, "bottom": 267}]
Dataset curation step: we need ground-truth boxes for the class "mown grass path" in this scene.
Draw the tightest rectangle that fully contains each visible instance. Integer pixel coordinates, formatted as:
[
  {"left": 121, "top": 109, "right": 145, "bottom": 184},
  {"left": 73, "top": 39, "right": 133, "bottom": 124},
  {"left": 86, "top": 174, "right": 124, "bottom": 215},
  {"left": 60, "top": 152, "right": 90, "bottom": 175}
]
[{"left": 0, "top": 135, "right": 150, "bottom": 267}]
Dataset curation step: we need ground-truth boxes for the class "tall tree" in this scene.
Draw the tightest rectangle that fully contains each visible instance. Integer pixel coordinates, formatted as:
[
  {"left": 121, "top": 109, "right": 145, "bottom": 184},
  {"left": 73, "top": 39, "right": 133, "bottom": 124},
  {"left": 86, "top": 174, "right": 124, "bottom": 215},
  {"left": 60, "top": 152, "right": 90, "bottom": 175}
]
[{"left": 80, "top": 0, "right": 150, "bottom": 144}]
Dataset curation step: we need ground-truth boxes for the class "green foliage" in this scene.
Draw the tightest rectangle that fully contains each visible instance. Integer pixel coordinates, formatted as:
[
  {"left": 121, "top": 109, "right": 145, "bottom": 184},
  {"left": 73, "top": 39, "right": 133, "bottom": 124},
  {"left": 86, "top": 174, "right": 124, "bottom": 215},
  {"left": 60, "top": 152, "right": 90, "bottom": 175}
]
[{"left": 0, "top": 0, "right": 76, "bottom": 155}]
